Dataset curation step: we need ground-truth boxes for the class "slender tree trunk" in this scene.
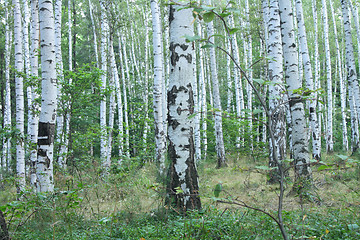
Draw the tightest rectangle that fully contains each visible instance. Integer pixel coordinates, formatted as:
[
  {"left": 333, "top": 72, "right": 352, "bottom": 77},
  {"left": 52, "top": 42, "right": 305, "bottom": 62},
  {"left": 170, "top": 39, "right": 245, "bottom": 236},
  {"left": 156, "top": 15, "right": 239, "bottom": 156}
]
[
  {"left": 205, "top": 0, "right": 226, "bottom": 168},
  {"left": 37, "top": 0, "right": 57, "bottom": 192},
  {"left": 55, "top": 0, "right": 66, "bottom": 168},
  {"left": 88, "top": 0, "right": 99, "bottom": 67},
  {"left": 3, "top": 0, "right": 12, "bottom": 174},
  {"left": 100, "top": 0, "right": 109, "bottom": 166},
  {"left": 321, "top": 0, "right": 334, "bottom": 153},
  {"left": 295, "top": 0, "right": 321, "bottom": 159},
  {"left": 341, "top": 0, "right": 360, "bottom": 153},
  {"left": 166, "top": 3, "right": 201, "bottom": 211},
  {"left": 151, "top": 0, "right": 166, "bottom": 174},
  {"left": 14, "top": 0, "right": 26, "bottom": 191},
  {"left": 30, "top": 0, "right": 40, "bottom": 187},
  {"left": 329, "top": 0, "right": 348, "bottom": 151},
  {"left": 197, "top": 24, "right": 207, "bottom": 161},
  {"left": 264, "top": 0, "right": 286, "bottom": 183}
]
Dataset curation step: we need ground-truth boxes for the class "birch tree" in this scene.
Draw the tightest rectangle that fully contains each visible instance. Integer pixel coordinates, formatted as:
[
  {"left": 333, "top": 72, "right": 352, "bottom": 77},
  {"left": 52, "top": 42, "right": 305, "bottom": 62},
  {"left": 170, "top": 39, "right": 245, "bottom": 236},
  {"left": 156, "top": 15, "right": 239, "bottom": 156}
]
[
  {"left": 263, "top": 0, "right": 286, "bottom": 183},
  {"left": 3, "top": 0, "right": 12, "bottom": 173},
  {"left": 278, "top": 0, "right": 311, "bottom": 182},
  {"left": 30, "top": 0, "right": 40, "bottom": 186},
  {"left": 13, "top": 0, "right": 26, "bottom": 191},
  {"left": 151, "top": 0, "right": 166, "bottom": 174},
  {"left": 205, "top": 0, "right": 226, "bottom": 168},
  {"left": 295, "top": 0, "right": 321, "bottom": 160},
  {"left": 100, "top": 0, "right": 109, "bottom": 166},
  {"left": 37, "top": 0, "right": 57, "bottom": 192},
  {"left": 321, "top": 0, "right": 334, "bottom": 152},
  {"left": 341, "top": 0, "right": 360, "bottom": 154},
  {"left": 166, "top": 2, "right": 201, "bottom": 211}
]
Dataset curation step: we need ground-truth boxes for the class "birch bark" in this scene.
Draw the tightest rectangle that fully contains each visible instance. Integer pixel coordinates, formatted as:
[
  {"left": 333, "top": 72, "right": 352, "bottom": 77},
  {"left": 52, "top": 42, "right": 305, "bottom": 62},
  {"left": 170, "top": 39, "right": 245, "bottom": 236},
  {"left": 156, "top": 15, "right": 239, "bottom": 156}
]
[
  {"left": 37, "top": 0, "right": 57, "bottom": 192},
  {"left": 151, "top": 0, "right": 166, "bottom": 174},
  {"left": 321, "top": 0, "right": 334, "bottom": 152},
  {"left": 295, "top": 0, "right": 321, "bottom": 159},
  {"left": 14, "top": 0, "right": 26, "bottom": 191},
  {"left": 205, "top": 0, "right": 226, "bottom": 168},
  {"left": 30, "top": 0, "right": 40, "bottom": 187},
  {"left": 279, "top": 0, "right": 311, "bottom": 181},
  {"left": 167, "top": 3, "right": 201, "bottom": 211},
  {"left": 341, "top": 0, "right": 360, "bottom": 152},
  {"left": 264, "top": 0, "right": 286, "bottom": 183}
]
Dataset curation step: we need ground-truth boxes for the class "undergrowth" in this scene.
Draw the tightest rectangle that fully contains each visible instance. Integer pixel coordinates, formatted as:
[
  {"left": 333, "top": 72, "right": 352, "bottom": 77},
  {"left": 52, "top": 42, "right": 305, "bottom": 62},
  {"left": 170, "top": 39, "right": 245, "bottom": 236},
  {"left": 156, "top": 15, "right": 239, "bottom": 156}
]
[{"left": 0, "top": 153, "right": 359, "bottom": 239}]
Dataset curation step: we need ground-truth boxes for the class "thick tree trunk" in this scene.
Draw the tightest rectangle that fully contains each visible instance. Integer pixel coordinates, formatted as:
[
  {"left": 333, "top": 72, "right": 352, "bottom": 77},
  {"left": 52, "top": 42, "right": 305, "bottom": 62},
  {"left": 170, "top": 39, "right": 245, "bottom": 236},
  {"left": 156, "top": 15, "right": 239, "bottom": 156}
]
[{"left": 166, "top": 3, "right": 201, "bottom": 211}]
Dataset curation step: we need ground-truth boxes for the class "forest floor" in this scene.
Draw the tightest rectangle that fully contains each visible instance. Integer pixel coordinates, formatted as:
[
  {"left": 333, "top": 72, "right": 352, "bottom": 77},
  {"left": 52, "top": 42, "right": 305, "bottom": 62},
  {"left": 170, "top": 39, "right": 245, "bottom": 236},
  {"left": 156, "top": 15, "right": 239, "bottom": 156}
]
[{"left": 1, "top": 153, "right": 360, "bottom": 239}]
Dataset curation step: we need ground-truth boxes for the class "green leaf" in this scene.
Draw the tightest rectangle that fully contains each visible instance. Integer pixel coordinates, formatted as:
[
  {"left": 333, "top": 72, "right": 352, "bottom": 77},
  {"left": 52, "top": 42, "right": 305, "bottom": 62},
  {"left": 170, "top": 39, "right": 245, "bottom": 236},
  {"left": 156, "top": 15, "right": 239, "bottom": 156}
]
[
  {"left": 229, "top": 27, "right": 241, "bottom": 35},
  {"left": 201, "top": 5, "right": 216, "bottom": 11},
  {"left": 317, "top": 165, "right": 332, "bottom": 171},
  {"left": 184, "top": 34, "right": 200, "bottom": 42},
  {"left": 201, "top": 43, "right": 215, "bottom": 49},
  {"left": 203, "top": 11, "right": 215, "bottom": 23},
  {"left": 253, "top": 78, "right": 265, "bottom": 85},
  {"left": 337, "top": 154, "right": 348, "bottom": 160},
  {"left": 255, "top": 166, "right": 276, "bottom": 171},
  {"left": 253, "top": 109, "right": 263, "bottom": 114}
]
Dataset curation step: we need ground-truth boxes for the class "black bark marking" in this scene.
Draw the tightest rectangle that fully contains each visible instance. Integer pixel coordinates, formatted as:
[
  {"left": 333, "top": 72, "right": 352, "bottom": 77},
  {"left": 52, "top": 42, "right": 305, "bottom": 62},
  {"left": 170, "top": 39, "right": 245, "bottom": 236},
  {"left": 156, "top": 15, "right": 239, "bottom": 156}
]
[
  {"left": 169, "top": 5, "right": 175, "bottom": 23},
  {"left": 187, "top": 84, "right": 194, "bottom": 114},
  {"left": 169, "top": 43, "right": 192, "bottom": 66},
  {"left": 289, "top": 95, "right": 303, "bottom": 108},
  {"left": 168, "top": 115, "right": 180, "bottom": 130},
  {"left": 38, "top": 122, "right": 56, "bottom": 145},
  {"left": 38, "top": 148, "right": 47, "bottom": 157}
]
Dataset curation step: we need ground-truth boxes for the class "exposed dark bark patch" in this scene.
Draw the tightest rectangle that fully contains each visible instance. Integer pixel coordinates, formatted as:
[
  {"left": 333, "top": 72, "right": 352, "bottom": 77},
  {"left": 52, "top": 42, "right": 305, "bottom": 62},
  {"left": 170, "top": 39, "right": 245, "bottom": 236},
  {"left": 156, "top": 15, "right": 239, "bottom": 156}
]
[
  {"left": 38, "top": 122, "right": 55, "bottom": 145},
  {"left": 169, "top": 5, "right": 175, "bottom": 23},
  {"left": 187, "top": 84, "right": 194, "bottom": 114},
  {"left": 289, "top": 95, "right": 303, "bottom": 108},
  {"left": 38, "top": 148, "right": 47, "bottom": 157},
  {"left": 168, "top": 116, "right": 180, "bottom": 130},
  {"left": 169, "top": 43, "right": 192, "bottom": 66}
]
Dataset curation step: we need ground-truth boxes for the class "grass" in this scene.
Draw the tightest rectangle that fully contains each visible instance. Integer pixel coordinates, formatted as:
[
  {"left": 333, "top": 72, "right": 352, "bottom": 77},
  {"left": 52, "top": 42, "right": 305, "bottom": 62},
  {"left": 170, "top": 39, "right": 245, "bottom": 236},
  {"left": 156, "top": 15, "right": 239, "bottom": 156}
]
[{"left": 1, "top": 153, "right": 360, "bottom": 239}]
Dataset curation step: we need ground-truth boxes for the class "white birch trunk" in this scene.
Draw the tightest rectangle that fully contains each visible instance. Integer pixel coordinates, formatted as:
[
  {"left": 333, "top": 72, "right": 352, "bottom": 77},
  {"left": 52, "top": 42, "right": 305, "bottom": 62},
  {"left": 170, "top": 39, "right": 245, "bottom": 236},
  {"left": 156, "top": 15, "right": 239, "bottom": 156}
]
[
  {"left": 105, "top": 39, "right": 116, "bottom": 168},
  {"left": 264, "top": 0, "right": 286, "bottom": 183},
  {"left": 88, "top": 0, "right": 99, "bottom": 67},
  {"left": 341, "top": 0, "right": 360, "bottom": 152},
  {"left": 119, "top": 35, "right": 130, "bottom": 158},
  {"left": 30, "top": 0, "right": 40, "bottom": 187},
  {"left": 167, "top": 4, "right": 201, "bottom": 210},
  {"left": 37, "top": 0, "right": 57, "bottom": 192},
  {"left": 295, "top": 0, "right": 321, "bottom": 159},
  {"left": 143, "top": 10, "right": 150, "bottom": 146},
  {"left": 321, "top": 0, "right": 334, "bottom": 152},
  {"left": 3, "top": 0, "right": 12, "bottom": 173},
  {"left": 100, "top": 0, "right": 108, "bottom": 165},
  {"left": 228, "top": 12, "right": 245, "bottom": 149},
  {"left": 279, "top": 0, "right": 311, "bottom": 180},
  {"left": 55, "top": 0, "right": 66, "bottom": 168},
  {"left": 312, "top": 0, "right": 322, "bottom": 154},
  {"left": 205, "top": 0, "right": 226, "bottom": 167},
  {"left": 197, "top": 24, "right": 207, "bottom": 160},
  {"left": 151, "top": 0, "right": 166, "bottom": 174},
  {"left": 14, "top": 0, "right": 26, "bottom": 191},
  {"left": 329, "top": 0, "right": 348, "bottom": 151}
]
